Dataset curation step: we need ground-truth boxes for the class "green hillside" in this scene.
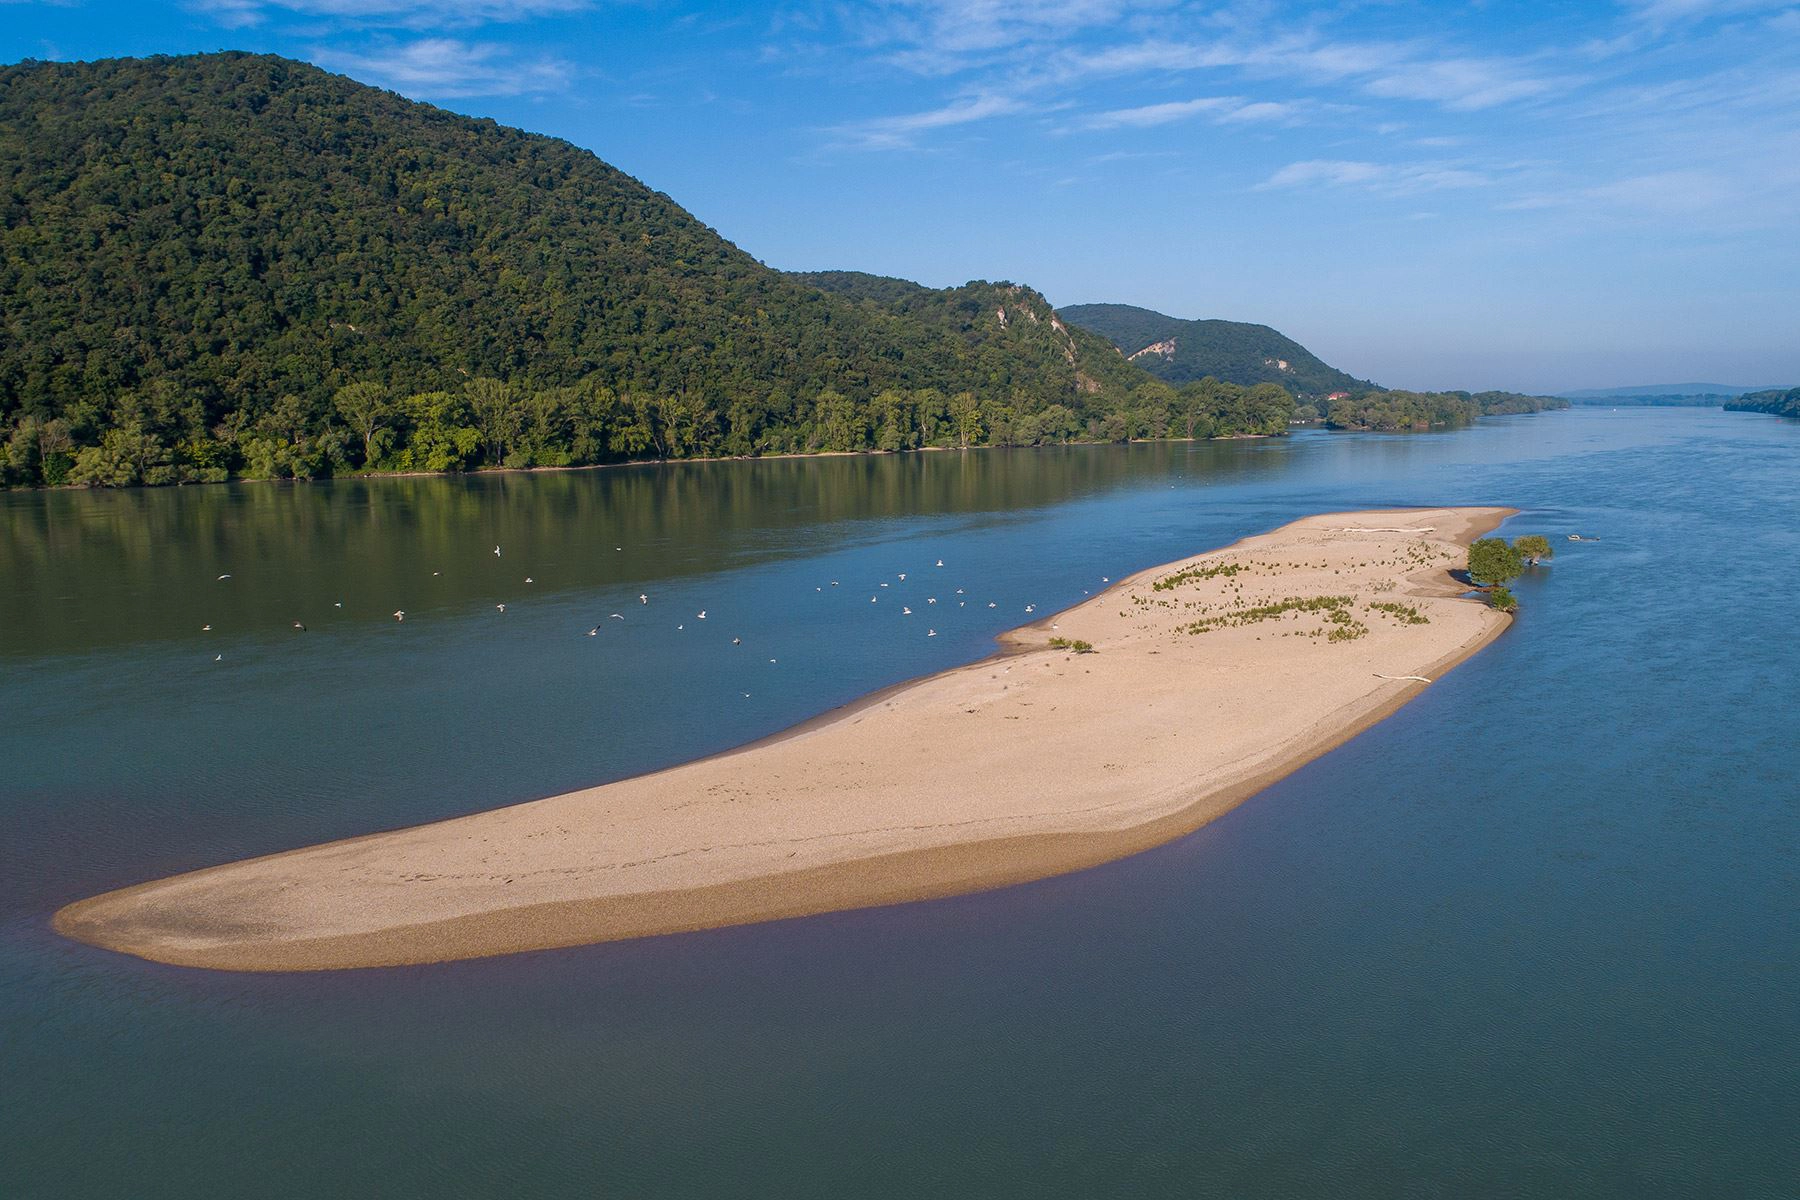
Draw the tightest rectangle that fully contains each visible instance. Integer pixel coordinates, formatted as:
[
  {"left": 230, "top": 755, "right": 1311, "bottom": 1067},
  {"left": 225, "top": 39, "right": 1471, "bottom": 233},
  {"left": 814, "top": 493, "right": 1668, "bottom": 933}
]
[
  {"left": 0, "top": 53, "right": 1168, "bottom": 486},
  {"left": 1058, "top": 303, "right": 1377, "bottom": 397}
]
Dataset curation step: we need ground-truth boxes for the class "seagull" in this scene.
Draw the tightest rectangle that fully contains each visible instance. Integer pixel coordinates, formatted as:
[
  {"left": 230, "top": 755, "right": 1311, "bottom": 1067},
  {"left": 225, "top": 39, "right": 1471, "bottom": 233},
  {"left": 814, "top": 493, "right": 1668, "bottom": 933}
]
[
  {"left": 217, "top": 574, "right": 231, "bottom": 581},
  {"left": 831, "top": 581, "right": 839, "bottom": 587},
  {"left": 525, "top": 577, "right": 534, "bottom": 584},
  {"left": 494, "top": 546, "right": 501, "bottom": 557},
  {"left": 639, "top": 594, "right": 648, "bottom": 604},
  {"left": 898, "top": 573, "right": 906, "bottom": 581},
  {"left": 880, "top": 583, "right": 889, "bottom": 588},
  {"left": 955, "top": 588, "right": 965, "bottom": 595},
  {"left": 610, "top": 613, "right": 624, "bottom": 620},
  {"left": 902, "top": 606, "right": 912, "bottom": 615},
  {"left": 927, "top": 597, "right": 937, "bottom": 604},
  {"left": 871, "top": 596, "right": 878, "bottom": 603},
  {"left": 334, "top": 602, "right": 342, "bottom": 608},
  {"left": 732, "top": 637, "right": 742, "bottom": 645},
  {"left": 988, "top": 602, "right": 997, "bottom": 608},
  {"left": 292, "top": 621, "right": 307, "bottom": 630},
  {"left": 1102, "top": 577, "right": 1110, "bottom": 583},
  {"left": 936, "top": 560, "right": 944, "bottom": 567},
  {"left": 1024, "top": 605, "right": 1035, "bottom": 613},
  {"left": 928, "top": 629, "right": 937, "bottom": 637},
  {"left": 201, "top": 624, "right": 212, "bottom": 631},
  {"left": 214, "top": 654, "right": 223, "bottom": 662},
  {"left": 959, "top": 602, "right": 965, "bottom": 607},
  {"left": 393, "top": 611, "right": 406, "bottom": 621},
  {"left": 1374, "top": 673, "right": 1433, "bottom": 683},
  {"left": 496, "top": 604, "right": 507, "bottom": 613},
  {"left": 678, "top": 624, "right": 684, "bottom": 630},
  {"left": 769, "top": 658, "right": 777, "bottom": 663},
  {"left": 433, "top": 572, "right": 440, "bottom": 577},
  {"left": 586, "top": 626, "right": 599, "bottom": 636},
  {"left": 697, "top": 610, "right": 707, "bottom": 619}
]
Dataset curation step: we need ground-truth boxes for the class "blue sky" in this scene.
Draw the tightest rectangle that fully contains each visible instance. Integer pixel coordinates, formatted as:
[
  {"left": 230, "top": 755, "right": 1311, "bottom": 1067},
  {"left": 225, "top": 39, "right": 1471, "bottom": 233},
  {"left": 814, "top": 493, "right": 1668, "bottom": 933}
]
[{"left": 5, "top": 1, "right": 1799, "bottom": 393}]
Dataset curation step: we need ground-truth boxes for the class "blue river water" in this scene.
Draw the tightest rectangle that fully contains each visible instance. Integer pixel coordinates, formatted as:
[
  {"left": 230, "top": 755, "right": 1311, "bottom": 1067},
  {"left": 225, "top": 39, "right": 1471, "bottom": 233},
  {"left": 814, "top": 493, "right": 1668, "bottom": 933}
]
[{"left": 2, "top": 406, "right": 1796, "bottom": 1197}]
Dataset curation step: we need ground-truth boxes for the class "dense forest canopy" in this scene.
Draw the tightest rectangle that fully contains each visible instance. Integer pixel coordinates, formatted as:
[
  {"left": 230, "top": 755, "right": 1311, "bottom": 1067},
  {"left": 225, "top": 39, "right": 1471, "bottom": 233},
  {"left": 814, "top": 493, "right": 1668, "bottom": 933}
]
[
  {"left": 1322, "top": 389, "right": 1565, "bottom": 432},
  {"left": 1724, "top": 387, "right": 1800, "bottom": 419},
  {"left": 1058, "top": 303, "right": 1378, "bottom": 397},
  {"left": 0, "top": 53, "right": 1563, "bottom": 489}
]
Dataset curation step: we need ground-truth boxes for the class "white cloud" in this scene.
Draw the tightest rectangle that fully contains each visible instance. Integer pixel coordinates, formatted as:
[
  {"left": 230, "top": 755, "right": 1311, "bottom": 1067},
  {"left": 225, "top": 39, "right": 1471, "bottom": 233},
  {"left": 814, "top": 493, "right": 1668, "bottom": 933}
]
[
  {"left": 1259, "top": 159, "right": 1489, "bottom": 194},
  {"left": 1080, "top": 95, "right": 1308, "bottom": 130},
  {"left": 314, "top": 38, "right": 573, "bottom": 98},
  {"left": 195, "top": 0, "right": 589, "bottom": 31},
  {"left": 829, "top": 93, "right": 1030, "bottom": 150},
  {"left": 1363, "top": 57, "right": 1566, "bottom": 110},
  {"left": 1080, "top": 96, "right": 1238, "bottom": 129}
]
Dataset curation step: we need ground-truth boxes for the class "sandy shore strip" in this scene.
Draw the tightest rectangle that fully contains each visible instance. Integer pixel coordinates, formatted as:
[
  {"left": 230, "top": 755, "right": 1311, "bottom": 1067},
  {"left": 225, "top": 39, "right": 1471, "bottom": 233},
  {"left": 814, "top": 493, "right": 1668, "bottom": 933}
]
[{"left": 56, "top": 506, "right": 1515, "bottom": 971}]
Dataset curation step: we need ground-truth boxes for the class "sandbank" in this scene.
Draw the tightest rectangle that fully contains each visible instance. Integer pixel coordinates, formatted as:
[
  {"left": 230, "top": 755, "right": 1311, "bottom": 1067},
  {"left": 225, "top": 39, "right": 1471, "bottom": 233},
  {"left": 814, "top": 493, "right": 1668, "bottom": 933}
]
[{"left": 55, "top": 506, "right": 1514, "bottom": 971}]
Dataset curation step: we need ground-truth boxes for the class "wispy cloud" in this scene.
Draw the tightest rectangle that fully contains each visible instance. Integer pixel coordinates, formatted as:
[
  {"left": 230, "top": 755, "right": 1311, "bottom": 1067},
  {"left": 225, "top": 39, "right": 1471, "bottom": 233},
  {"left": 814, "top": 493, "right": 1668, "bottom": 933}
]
[
  {"left": 1080, "top": 95, "right": 1313, "bottom": 130},
  {"left": 196, "top": 0, "right": 589, "bottom": 31},
  {"left": 1259, "top": 159, "right": 1490, "bottom": 195},
  {"left": 828, "top": 92, "right": 1030, "bottom": 150},
  {"left": 314, "top": 38, "right": 573, "bottom": 98}
]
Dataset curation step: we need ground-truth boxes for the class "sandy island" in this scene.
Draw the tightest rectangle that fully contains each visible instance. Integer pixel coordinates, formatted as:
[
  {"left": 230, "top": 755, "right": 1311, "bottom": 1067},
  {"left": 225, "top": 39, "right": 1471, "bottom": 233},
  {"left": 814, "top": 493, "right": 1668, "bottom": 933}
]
[{"left": 56, "top": 506, "right": 1514, "bottom": 971}]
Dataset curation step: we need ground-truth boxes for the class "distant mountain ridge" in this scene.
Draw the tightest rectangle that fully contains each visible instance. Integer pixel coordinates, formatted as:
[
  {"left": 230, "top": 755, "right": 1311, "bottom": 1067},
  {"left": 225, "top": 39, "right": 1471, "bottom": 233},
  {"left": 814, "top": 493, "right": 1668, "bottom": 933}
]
[{"left": 1057, "top": 303, "right": 1377, "bottom": 397}]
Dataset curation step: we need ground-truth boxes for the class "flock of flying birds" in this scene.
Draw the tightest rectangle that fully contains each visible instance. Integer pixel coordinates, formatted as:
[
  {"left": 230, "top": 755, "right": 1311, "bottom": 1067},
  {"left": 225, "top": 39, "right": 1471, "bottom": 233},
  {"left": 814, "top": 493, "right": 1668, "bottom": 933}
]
[{"left": 201, "top": 544, "right": 1080, "bottom": 677}]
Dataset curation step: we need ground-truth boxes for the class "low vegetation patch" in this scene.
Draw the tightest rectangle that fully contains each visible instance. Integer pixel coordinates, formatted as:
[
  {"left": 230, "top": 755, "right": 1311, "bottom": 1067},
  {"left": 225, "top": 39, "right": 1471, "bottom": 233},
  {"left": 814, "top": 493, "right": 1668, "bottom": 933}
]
[
  {"left": 1047, "top": 637, "right": 1095, "bottom": 653},
  {"left": 1180, "top": 594, "right": 1364, "bottom": 640},
  {"left": 1368, "top": 600, "right": 1430, "bottom": 625},
  {"left": 1153, "top": 562, "right": 1244, "bottom": 590}
]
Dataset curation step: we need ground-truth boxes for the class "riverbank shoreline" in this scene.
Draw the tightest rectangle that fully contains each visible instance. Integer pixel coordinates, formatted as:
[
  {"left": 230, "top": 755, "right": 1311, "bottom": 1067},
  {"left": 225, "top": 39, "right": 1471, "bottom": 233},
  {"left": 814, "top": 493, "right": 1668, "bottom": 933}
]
[{"left": 55, "top": 506, "right": 1515, "bottom": 971}]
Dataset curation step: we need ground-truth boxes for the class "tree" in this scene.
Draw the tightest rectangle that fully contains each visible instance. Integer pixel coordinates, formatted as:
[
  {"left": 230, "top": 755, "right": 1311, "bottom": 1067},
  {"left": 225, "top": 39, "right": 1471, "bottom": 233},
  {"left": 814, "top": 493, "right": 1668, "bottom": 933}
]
[
  {"left": 1468, "top": 537, "right": 1524, "bottom": 603},
  {"left": 1514, "top": 534, "right": 1554, "bottom": 566},
  {"left": 333, "top": 382, "right": 396, "bottom": 467}
]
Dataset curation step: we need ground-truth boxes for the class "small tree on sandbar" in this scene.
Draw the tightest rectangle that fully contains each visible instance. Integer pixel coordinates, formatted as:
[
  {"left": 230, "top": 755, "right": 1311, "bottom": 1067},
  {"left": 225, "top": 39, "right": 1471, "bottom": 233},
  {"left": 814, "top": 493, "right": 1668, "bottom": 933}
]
[
  {"left": 1467, "top": 538, "right": 1524, "bottom": 610},
  {"left": 1514, "top": 534, "right": 1554, "bottom": 566}
]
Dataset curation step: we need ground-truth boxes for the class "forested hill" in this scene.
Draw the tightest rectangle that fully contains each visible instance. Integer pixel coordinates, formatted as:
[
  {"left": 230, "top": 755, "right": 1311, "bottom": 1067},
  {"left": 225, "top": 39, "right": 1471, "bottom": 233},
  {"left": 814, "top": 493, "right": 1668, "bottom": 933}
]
[
  {"left": 788, "top": 271, "right": 1144, "bottom": 398},
  {"left": 1724, "top": 388, "right": 1800, "bottom": 419},
  {"left": 0, "top": 53, "right": 1180, "bottom": 486},
  {"left": 1058, "top": 303, "right": 1377, "bottom": 397}
]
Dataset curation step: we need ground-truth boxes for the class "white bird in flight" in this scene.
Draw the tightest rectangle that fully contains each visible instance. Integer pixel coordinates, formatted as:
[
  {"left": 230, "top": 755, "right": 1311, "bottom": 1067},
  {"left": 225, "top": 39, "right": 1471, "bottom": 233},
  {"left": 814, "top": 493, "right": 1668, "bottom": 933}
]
[
  {"left": 902, "top": 606, "right": 913, "bottom": 615},
  {"left": 586, "top": 626, "right": 599, "bottom": 637},
  {"left": 639, "top": 594, "right": 648, "bottom": 604},
  {"left": 217, "top": 574, "right": 231, "bottom": 581},
  {"left": 936, "top": 560, "right": 944, "bottom": 567},
  {"left": 610, "top": 613, "right": 624, "bottom": 620},
  {"left": 697, "top": 610, "right": 707, "bottom": 619},
  {"left": 393, "top": 610, "right": 406, "bottom": 621},
  {"left": 201, "top": 624, "right": 212, "bottom": 631},
  {"left": 1025, "top": 605, "right": 1035, "bottom": 613},
  {"left": 494, "top": 545, "right": 501, "bottom": 557},
  {"left": 496, "top": 604, "right": 506, "bottom": 613},
  {"left": 927, "top": 629, "right": 937, "bottom": 637},
  {"left": 525, "top": 577, "right": 534, "bottom": 584},
  {"left": 898, "top": 573, "right": 906, "bottom": 581}
]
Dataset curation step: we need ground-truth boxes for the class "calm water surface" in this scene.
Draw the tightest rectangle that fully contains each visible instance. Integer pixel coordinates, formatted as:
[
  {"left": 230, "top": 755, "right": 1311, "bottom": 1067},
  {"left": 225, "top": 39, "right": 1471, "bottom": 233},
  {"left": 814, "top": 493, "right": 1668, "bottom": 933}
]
[{"left": 3, "top": 408, "right": 1797, "bottom": 1197}]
